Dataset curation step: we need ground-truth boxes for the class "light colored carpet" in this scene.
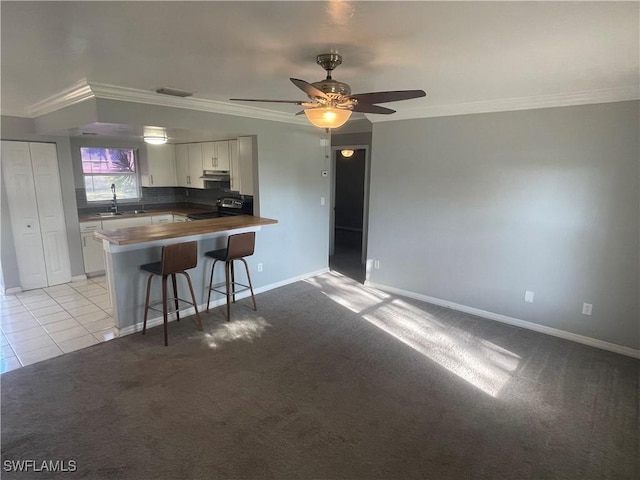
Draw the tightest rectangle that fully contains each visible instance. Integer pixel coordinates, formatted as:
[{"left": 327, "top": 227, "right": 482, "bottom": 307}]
[{"left": 2, "top": 272, "right": 638, "bottom": 479}]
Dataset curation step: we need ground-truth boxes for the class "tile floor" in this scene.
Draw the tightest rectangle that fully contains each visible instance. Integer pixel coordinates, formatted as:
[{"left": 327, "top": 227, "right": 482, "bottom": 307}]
[{"left": 0, "top": 276, "right": 116, "bottom": 374}]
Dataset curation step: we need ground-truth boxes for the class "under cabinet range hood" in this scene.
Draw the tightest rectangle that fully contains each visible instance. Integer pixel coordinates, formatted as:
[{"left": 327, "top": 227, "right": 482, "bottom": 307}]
[{"left": 200, "top": 170, "right": 230, "bottom": 181}]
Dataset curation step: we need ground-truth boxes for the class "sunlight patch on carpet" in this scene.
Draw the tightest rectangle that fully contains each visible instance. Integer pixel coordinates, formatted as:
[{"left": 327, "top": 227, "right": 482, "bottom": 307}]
[
  {"left": 202, "top": 318, "right": 270, "bottom": 348},
  {"left": 307, "top": 273, "right": 520, "bottom": 397}
]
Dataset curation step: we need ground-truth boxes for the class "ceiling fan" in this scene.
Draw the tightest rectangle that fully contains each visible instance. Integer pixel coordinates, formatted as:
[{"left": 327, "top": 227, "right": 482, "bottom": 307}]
[{"left": 230, "top": 53, "right": 426, "bottom": 129}]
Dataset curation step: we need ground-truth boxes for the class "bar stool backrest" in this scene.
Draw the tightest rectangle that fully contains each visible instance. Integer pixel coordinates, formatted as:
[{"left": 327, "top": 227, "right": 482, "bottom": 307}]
[
  {"left": 227, "top": 232, "right": 255, "bottom": 260},
  {"left": 161, "top": 241, "right": 197, "bottom": 275}
]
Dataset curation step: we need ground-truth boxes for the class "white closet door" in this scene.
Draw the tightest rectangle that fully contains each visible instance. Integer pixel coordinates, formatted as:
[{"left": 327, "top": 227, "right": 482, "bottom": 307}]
[
  {"left": 1, "top": 141, "right": 48, "bottom": 289},
  {"left": 29, "top": 142, "right": 71, "bottom": 286}
]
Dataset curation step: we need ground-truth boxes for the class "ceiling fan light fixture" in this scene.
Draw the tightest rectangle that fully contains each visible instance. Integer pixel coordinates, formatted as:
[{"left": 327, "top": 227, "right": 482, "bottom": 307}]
[
  {"left": 341, "top": 149, "right": 355, "bottom": 158},
  {"left": 143, "top": 135, "right": 168, "bottom": 145},
  {"left": 304, "top": 107, "right": 351, "bottom": 129}
]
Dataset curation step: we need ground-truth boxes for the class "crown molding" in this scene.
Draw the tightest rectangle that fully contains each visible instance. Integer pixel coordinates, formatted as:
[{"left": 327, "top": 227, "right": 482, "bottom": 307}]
[
  {"left": 26, "top": 79, "right": 95, "bottom": 118},
  {"left": 22, "top": 80, "right": 640, "bottom": 125},
  {"left": 26, "top": 80, "right": 307, "bottom": 125},
  {"left": 368, "top": 86, "right": 640, "bottom": 123}
]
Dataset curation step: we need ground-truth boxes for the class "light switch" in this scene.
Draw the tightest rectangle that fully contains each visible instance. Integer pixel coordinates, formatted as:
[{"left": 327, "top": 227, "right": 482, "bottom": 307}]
[
  {"left": 320, "top": 197, "right": 325, "bottom": 206},
  {"left": 524, "top": 290, "right": 534, "bottom": 303}
]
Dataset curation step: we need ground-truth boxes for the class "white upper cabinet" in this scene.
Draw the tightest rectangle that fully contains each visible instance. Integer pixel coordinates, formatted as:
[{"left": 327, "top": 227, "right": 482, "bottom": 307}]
[
  {"left": 230, "top": 139, "right": 240, "bottom": 192},
  {"left": 175, "top": 144, "right": 189, "bottom": 187},
  {"left": 175, "top": 144, "right": 204, "bottom": 189},
  {"left": 236, "top": 136, "right": 255, "bottom": 196},
  {"left": 202, "top": 141, "right": 231, "bottom": 171},
  {"left": 141, "top": 144, "right": 176, "bottom": 187},
  {"left": 187, "top": 143, "right": 205, "bottom": 189}
]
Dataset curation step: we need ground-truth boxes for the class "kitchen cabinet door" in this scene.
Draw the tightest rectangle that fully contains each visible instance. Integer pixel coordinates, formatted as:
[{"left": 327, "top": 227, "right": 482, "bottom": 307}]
[
  {"left": 202, "top": 141, "right": 231, "bottom": 171},
  {"left": 214, "top": 141, "right": 231, "bottom": 171},
  {"left": 175, "top": 144, "right": 190, "bottom": 187},
  {"left": 104, "top": 216, "right": 152, "bottom": 229},
  {"left": 141, "top": 144, "right": 177, "bottom": 187},
  {"left": 187, "top": 143, "right": 205, "bottom": 189},
  {"left": 230, "top": 139, "right": 241, "bottom": 192},
  {"left": 237, "top": 136, "right": 255, "bottom": 196},
  {"left": 80, "top": 220, "right": 103, "bottom": 275},
  {"left": 81, "top": 230, "right": 105, "bottom": 275}
]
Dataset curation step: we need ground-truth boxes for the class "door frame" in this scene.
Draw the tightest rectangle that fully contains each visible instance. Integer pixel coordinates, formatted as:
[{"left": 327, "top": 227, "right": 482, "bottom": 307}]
[{"left": 329, "top": 144, "right": 370, "bottom": 264}]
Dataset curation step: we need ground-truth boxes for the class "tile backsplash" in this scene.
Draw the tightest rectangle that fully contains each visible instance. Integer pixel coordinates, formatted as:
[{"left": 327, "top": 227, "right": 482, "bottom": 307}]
[{"left": 76, "top": 186, "right": 226, "bottom": 214}]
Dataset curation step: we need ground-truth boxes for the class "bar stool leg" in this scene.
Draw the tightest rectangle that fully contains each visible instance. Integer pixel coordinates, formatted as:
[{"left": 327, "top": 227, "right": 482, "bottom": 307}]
[
  {"left": 182, "top": 272, "right": 203, "bottom": 331},
  {"left": 142, "top": 273, "right": 153, "bottom": 334},
  {"left": 162, "top": 275, "right": 169, "bottom": 347},
  {"left": 225, "top": 260, "right": 232, "bottom": 322},
  {"left": 240, "top": 258, "right": 257, "bottom": 311},
  {"left": 171, "top": 273, "right": 180, "bottom": 322},
  {"left": 206, "top": 259, "right": 218, "bottom": 312},
  {"left": 231, "top": 260, "right": 236, "bottom": 303}
]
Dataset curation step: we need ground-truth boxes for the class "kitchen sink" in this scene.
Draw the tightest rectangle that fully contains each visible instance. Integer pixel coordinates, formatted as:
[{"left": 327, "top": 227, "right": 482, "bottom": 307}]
[{"left": 94, "top": 212, "right": 123, "bottom": 217}]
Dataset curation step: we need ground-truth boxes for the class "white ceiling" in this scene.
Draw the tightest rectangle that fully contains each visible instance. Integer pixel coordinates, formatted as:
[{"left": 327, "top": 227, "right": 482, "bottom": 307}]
[{"left": 1, "top": 1, "right": 638, "bottom": 135}]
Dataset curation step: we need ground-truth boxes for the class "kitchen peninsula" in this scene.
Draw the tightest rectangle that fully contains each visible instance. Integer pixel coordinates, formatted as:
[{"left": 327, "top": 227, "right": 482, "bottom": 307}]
[{"left": 95, "top": 215, "right": 277, "bottom": 335}]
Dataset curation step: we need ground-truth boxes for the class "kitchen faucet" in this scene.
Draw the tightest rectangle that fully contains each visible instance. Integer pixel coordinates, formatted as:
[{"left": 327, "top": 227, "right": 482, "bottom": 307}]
[{"left": 110, "top": 183, "right": 118, "bottom": 213}]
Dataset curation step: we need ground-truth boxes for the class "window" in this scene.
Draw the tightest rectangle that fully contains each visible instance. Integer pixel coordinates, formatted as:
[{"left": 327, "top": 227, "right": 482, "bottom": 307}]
[{"left": 80, "top": 147, "right": 139, "bottom": 202}]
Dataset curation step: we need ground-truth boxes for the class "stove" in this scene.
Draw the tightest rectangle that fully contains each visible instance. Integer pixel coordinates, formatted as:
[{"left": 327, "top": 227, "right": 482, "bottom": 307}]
[{"left": 187, "top": 196, "right": 253, "bottom": 220}]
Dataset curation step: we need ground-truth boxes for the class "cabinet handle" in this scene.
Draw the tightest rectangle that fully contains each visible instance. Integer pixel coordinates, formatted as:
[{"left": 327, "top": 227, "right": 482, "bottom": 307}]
[
  {"left": 187, "top": 175, "right": 190, "bottom": 184},
  {"left": 83, "top": 237, "right": 86, "bottom": 247},
  {"left": 150, "top": 175, "right": 154, "bottom": 185}
]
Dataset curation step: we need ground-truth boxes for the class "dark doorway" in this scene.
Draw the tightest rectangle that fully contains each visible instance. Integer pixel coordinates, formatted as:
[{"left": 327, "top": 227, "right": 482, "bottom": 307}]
[{"left": 329, "top": 148, "right": 366, "bottom": 283}]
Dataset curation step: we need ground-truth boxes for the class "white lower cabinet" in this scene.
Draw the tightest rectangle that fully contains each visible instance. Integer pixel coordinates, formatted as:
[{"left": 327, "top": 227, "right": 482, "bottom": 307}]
[
  {"left": 105, "top": 216, "right": 152, "bottom": 229},
  {"left": 80, "top": 221, "right": 105, "bottom": 275},
  {"left": 80, "top": 214, "right": 188, "bottom": 275}
]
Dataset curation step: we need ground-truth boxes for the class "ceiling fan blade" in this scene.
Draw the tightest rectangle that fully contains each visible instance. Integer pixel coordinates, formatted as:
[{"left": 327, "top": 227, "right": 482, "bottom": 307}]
[
  {"left": 295, "top": 110, "right": 306, "bottom": 116},
  {"left": 350, "top": 104, "right": 396, "bottom": 114},
  {"left": 230, "top": 98, "right": 305, "bottom": 104},
  {"left": 350, "top": 90, "right": 426, "bottom": 104},
  {"left": 290, "top": 78, "right": 329, "bottom": 100}
]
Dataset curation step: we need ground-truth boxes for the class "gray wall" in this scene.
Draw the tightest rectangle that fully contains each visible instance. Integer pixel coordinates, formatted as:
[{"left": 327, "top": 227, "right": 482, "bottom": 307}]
[
  {"left": 367, "top": 101, "right": 639, "bottom": 349},
  {"left": 2, "top": 98, "right": 330, "bottom": 291}
]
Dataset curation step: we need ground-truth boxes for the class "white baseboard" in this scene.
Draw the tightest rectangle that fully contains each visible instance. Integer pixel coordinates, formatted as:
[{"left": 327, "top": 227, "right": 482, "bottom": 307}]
[
  {"left": 71, "top": 275, "right": 88, "bottom": 282},
  {"left": 4, "top": 286, "right": 22, "bottom": 295},
  {"left": 117, "top": 267, "right": 331, "bottom": 337},
  {"left": 365, "top": 281, "right": 640, "bottom": 359}
]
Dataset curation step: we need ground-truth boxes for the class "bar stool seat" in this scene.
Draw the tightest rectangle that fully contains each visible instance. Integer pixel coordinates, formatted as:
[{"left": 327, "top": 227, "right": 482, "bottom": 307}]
[
  {"left": 141, "top": 241, "right": 203, "bottom": 346},
  {"left": 205, "top": 232, "right": 257, "bottom": 321}
]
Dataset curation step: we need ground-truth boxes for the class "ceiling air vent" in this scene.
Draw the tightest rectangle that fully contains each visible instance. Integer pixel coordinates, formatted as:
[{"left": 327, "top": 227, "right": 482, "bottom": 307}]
[{"left": 155, "top": 87, "right": 193, "bottom": 98}]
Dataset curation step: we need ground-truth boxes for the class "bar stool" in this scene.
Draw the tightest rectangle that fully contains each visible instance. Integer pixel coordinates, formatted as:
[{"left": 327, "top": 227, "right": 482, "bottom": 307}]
[
  {"left": 140, "top": 241, "right": 203, "bottom": 346},
  {"left": 205, "top": 232, "right": 257, "bottom": 321}
]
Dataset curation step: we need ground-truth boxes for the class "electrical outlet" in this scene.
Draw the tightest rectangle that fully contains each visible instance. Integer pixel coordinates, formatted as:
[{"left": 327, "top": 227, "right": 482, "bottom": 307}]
[
  {"left": 524, "top": 290, "right": 534, "bottom": 303},
  {"left": 257, "top": 263, "right": 263, "bottom": 272},
  {"left": 374, "top": 260, "right": 380, "bottom": 270},
  {"left": 320, "top": 197, "right": 326, "bottom": 206},
  {"left": 582, "top": 303, "right": 592, "bottom": 315}
]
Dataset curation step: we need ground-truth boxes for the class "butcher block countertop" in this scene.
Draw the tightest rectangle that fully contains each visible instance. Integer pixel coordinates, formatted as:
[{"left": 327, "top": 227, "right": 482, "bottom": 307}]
[{"left": 94, "top": 215, "right": 278, "bottom": 246}]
